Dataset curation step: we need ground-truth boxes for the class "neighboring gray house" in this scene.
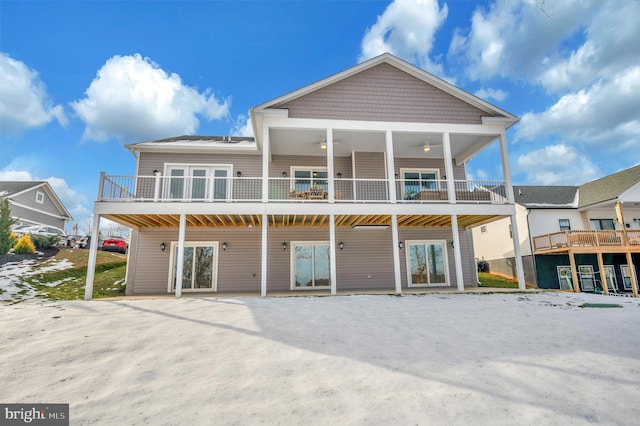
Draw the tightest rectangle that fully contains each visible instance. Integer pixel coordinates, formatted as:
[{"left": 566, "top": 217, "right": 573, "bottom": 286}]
[
  {"left": 84, "top": 53, "right": 526, "bottom": 299},
  {"left": 473, "top": 165, "right": 640, "bottom": 296},
  {"left": 0, "top": 181, "right": 72, "bottom": 230}
]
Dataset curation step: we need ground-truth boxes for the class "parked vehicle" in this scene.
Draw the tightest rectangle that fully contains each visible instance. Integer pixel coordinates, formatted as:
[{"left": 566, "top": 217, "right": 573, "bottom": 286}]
[
  {"left": 67, "top": 235, "right": 89, "bottom": 249},
  {"left": 101, "top": 236, "right": 129, "bottom": 254},
  {"left": 13, "top": 225, "right": 67, "bottom": 245}
]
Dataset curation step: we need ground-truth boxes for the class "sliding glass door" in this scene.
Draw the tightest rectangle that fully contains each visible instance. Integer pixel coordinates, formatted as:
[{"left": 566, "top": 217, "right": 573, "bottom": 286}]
[
  {"left": 291, "top": 242, "right": 330, "bottom": 289},
  {"left": 169, "top": 242, "right": 218, "bottom": 291},
  {"left": 405, "top": 240, "right": 449, "bottom": 287}
]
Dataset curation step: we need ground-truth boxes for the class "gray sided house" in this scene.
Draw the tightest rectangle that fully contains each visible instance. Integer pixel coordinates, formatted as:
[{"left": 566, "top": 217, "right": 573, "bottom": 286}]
[
  {"left": 0, "top": 181, "right": 72, "bottom": 230},
  {"left": 84, "top": 53, "right": 526, "bottom": 299},
  {"left": 473, "top": 165, "right": 640, "bottom": 296}
]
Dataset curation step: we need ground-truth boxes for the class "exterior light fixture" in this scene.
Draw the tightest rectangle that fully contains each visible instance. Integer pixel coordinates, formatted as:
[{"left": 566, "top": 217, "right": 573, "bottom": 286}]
[
  {"left": 282, "top": 242, "right": 287, "bottom": 251},
  {"left": 236, "top": 171, "right": 242, "bottom": 177},
  {"left": 449, "top": 240, "right": 455, "bottom": 249},
  {"left": 398, "top": 241, "right": 403, "bottom": 250},
  {"left": 160, "top": 242, "right": 166, "bottom": 252},
  {"left": 222, "top": 242, "right": 228, "bottom": 251},
  {"left": 153, "top": 169, "right": 159, "bottom": 175},
  {"left": 423, "top": 144, "right": 431, "bottom": 153},
  {"left": 320, "top": 140, "right": 327, "bottom": 150},
  {"left": 336, "top": 172, "right": 342, "bottom": 178},
  {"left": 282, "top": 171, "right": 288, "bottom": 178},
  {"left": 394, "top": 173, "right": 399, "bottom": 179},
  {"left": 339, "top": 242, "right": 344, "bottom": 250}
]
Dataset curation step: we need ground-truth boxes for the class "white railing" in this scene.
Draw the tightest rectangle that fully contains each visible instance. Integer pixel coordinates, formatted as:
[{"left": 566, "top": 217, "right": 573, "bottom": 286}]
[
  {"left": 534, "top": 230, "right": 640, "bottom": 252},
  {"left": 99, "top": 175, "right": 507, "bottom": 204}
]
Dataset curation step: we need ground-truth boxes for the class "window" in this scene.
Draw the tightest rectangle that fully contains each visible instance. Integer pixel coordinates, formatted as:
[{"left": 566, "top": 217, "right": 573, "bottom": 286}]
[
  {"left": 557, "top": 266, "right": 573, "bottom": 290},
  {"left": 290, "top": 167, "right": 328, "bottom": 192},
  {"left": 164, "top": 164, "right": 231, "bottom": 200},
  {"left": 401, "top": 169, "right": 440, "bottom": 198},
  {"left": 480, "top": 226, "right": 487, "bottom": 233},
  {"left": 291, "top": 241, "right": 330, "bottom": 289},
  {"left": 603, "top": 265, "right": 617, "bottom": 292},
  {"left": 621, "top": 265, "right": 633, "bottom": 291},
  {"left": 590, "top": 219, "right": 615, "bottom": 230},
  {"left": 405, "top": 240, "right": 449, "bottom": 287},
  {"left": 559, "top": 219, "right": 571, "bottom": 231},
  {"left": 578, "top": 265, "right": 595, "bottom": 292},
  {"left": 35, "top": 191, "right": 45, "bottom": 204},
  {"left": 168, "top": 242, "right": 218, "bottom": 291}
]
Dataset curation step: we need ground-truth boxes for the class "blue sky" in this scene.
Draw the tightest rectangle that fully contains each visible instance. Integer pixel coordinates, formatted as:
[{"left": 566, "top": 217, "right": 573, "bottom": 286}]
[{"left": 1, "top": 0, "right": 639, "bottom": 231}]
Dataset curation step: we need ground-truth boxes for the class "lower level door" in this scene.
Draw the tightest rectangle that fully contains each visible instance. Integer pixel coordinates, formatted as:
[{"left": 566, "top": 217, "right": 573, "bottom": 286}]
[
  {"left": 291, "top": 242, "right": 330, "bottom": 289},
  {"left": 406, "top": 240, "right": 449, "bottom": 287},
  {"left": 169, "top": 242, "right": 218, "bottom": 291}
]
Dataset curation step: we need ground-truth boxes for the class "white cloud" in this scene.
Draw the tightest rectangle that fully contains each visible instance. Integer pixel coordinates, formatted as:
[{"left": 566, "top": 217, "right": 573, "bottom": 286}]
[
  {"left": 517, "top": 66, "right": 640, "bottom": 149},
  {"left": 516, "top": 144, "right": 600, "bottom": 185},
  {"left": 71, "top": 54, "right": 230, "bottom": 142},
  {"left": 0, "top": 169, "right": 89, "bottom": 225},
  {"left": 359, "top": 0, "right": 449, "bottom": 77},
  {"left": 474, "top": 87, "right": 507, "bottom": 102},
  {"left": 0, "top": 52, "right": 67, "bottom": 133},
  {"left": 231, "top": 114, "right": 254, "bottom": 137}
]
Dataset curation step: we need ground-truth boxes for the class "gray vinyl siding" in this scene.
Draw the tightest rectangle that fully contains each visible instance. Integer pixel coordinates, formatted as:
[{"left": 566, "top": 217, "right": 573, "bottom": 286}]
[
  {"left": 126, "top": 223, "right": 476, "bottom": 294},
  {"left": 11, "top": 188, "right": 67, "bottom": 220},
  {"left": 8, "top": 203, "right": 65, "bottom": 229},
  {"left": 273, "top": 63, "right": 488, "bottom": 124}
]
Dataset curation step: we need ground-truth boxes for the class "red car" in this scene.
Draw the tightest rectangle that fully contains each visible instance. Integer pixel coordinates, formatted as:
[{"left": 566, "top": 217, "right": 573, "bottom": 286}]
[{"left": 101, "top": 236, "right": 129, "bottom": 254}]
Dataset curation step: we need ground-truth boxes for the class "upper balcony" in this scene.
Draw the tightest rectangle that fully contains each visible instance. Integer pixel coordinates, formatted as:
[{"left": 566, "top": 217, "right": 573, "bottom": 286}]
[
  {"left": 98, "top": 174, "right": 508, "bottom": 205},
  {"left": 533, "top": 230, "right": 640, "bottom": 254}
]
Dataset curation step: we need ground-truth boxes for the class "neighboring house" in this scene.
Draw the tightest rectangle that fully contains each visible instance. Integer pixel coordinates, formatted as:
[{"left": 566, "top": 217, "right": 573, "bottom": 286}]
[
  {"left": 473, "top": 165, "right": 640, "bottom": 296},
  {"left": 84, "top": 53, "right": 526, "bottom": 299},
  {"left": 0, "top": 181, "right": 72, "bottom": 230}
]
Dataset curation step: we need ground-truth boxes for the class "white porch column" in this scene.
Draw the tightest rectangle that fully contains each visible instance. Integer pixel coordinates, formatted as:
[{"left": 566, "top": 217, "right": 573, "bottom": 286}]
[
  {"left": 175, "top": 213, "right": 186, "bottom": 298},
  {"left": 442, "top": 132, "right": 456, "bottom": 203},
  {"left": 261, "top": 213, "right": 268, "bottom": 297},
  {"left": 499, "top": 131, "right": 515, "bottom": 203},
  {"left": 385, "top": 130, "right": 397, "bottom": 203},
  {"left": 262, "top": 126, "right": 270, "bottom": 203},
  {"left": 329, "top": 214, "right": 337, "bottom": 295},
  {"left": 391, "top": 214, "right": 402, "bottom": 294},
  {"left": 84, "top": 214, "right": 101, "bottom": 300},
  {"left": 326, "top": 128, "right": 335, "bottom": 203},
  {"left": 450, "top": 215, "right": 465, "bottom": 292},
  {"left": 509, "top": 214, "right": 526, "bottom": 290}
]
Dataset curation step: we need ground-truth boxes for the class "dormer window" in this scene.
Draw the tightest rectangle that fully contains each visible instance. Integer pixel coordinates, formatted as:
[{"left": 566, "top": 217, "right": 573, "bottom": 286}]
[{"left": 35, "top": 191, "right": 45, "bottom": 204}]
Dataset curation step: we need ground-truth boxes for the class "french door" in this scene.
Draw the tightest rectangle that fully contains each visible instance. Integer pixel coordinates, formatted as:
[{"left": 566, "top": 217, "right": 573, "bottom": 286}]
[
  {"left": 165, "top": 165, "right": 231, "bottom": 200},
  {"left": 291, "top": 242, "right": 331, "bottom": 289},
  {"left": 405, "top": 240, "right": 449, "bottom": 287},
  {"left": 169, "top": 242, "right": 218, "bottom": 291}
]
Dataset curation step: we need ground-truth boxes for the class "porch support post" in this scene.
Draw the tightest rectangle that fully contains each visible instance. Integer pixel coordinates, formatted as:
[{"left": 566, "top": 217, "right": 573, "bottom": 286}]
[
  {"left": 442, "top": 132, "right": 456, "bottom": 203},
  {"left": 615, "top": 202, "right": 628, "bottom": 244},
  {"left": 153, "top": 172, "right": 161, "bottom": 202},
  {"left": 84, "top": 213, "right": 101, "bottom": 300},
  {"left": 385, "top": 130, "right": 397, "bottom": 203},
  {"left": 568, "top": 251, "right": 580, "bottom": 293},
  {"left": 175, "top": 213, "right": 186, "bottom": 298},
  {"left": 499, "top": 131, "right": 515, "bottom": 203},
  {"left": 329, "top": 214, "right": 337, "bottom": 295},
  {"left": 596, "top": 252, "right": 609, "bottom": 295},
  {"left": 391, "top": 214, "right": 402, "bottom": 294},
  {"left": 326, "top": 128, "right": 335, "bottom": 203},
  {"left": 261, "top": 213, "right": 268, "bottom": 297},
  {"left": 262, "top": 126, "right": 270, "bottom": 203},
  {"left": 625, "top": 251, "right": 638, "bottom": 298},
  {"left": 450, "top": 215, "right": 465, "bottom": 292},
  {"left": 510, "top": 214, "right": 526, "bottom": 290}
]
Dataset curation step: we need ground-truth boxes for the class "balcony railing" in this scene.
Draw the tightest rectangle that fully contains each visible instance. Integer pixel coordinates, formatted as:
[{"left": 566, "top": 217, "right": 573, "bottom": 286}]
[
  {"left": 533, "top": 230, "right": 640, "bottom": 252},
  {"left": 99, "top": 174, "right": 508, "bottom": 204}
]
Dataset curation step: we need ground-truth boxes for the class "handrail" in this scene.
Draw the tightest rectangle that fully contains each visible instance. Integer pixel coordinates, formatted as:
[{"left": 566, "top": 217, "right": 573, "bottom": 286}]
[{"left": 534, "top": 230, "right": 640, "bottom": 251}]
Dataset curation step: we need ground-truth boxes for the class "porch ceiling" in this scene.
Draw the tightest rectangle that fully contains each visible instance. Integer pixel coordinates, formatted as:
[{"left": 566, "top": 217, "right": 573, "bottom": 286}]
[{"left": 103, "top": 213, "right": 503, "bottom": 230}]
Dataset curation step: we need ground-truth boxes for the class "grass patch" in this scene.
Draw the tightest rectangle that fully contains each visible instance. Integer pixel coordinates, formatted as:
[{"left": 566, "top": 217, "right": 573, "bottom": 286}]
[
  {"left": 25, "top": 249, "right": 127, "bottom": 300},
  {"left": 579, "top": 303, "right": 623, "bottom": 309},
  {"left": 478, "top": 272, "right": 519, "bottom": 289}
]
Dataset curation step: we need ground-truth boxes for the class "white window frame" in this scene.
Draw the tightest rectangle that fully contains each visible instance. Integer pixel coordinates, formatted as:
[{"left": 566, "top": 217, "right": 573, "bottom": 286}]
[
  {"left": 400, "top": 168, "right": 441, "bottom": 198},
  {"left": 163, "top": 163, "right": 233, "bottom": 201},
  {"left": 603, "top": 265, "right": 617, "bottom": 292},
  {"left": 167, "top": 241, "right": 219, "bottom": 292},
  {"left": 405, "top": 239, "right": 450, "bottom": 287},
  {"left": 578, "top": 265, "right": 595, "bottom": 292},
  {"left": 559, "top": 219, "right": 571, "bottom": 231},
  {"left": 557, "top": 266, "right": 573, "bottom": 290},
  {"left": 289, "top": 166, "right": 328, "bottom": 190},
  {"left": 290, "top": 241, "right": 331, "bottom": 290},
  {"left": 35, "top": 191, "right": 45, "bottom": 204},
  {"left": 621, "top": 265, "right": 633, "bottom": 290}
]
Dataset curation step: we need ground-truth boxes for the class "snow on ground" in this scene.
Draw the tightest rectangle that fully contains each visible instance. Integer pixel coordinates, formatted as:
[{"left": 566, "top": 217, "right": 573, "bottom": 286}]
[
  {"left": 0, "top": 256, "right": 74, "bottom": 302},
  {"left": 1, "top": 292, "right": 639, "bottom": 425}
]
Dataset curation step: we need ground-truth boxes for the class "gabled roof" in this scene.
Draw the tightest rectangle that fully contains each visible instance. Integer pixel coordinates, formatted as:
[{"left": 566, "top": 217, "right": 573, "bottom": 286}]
[
  {"left": 253, "top": 53, "right": 518, "bottom": 121},
  {"left": 578, "top": 164, "right": 640, "bottom": 208},
  {"left": 513, "top": 185, "right": 579, "bottom": 208},
  {"left": 125, "top": 135, "right": 257, "bottom": 155},
  {"left": 0, "top": 181, "right": 72, "bottom": 220}
]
